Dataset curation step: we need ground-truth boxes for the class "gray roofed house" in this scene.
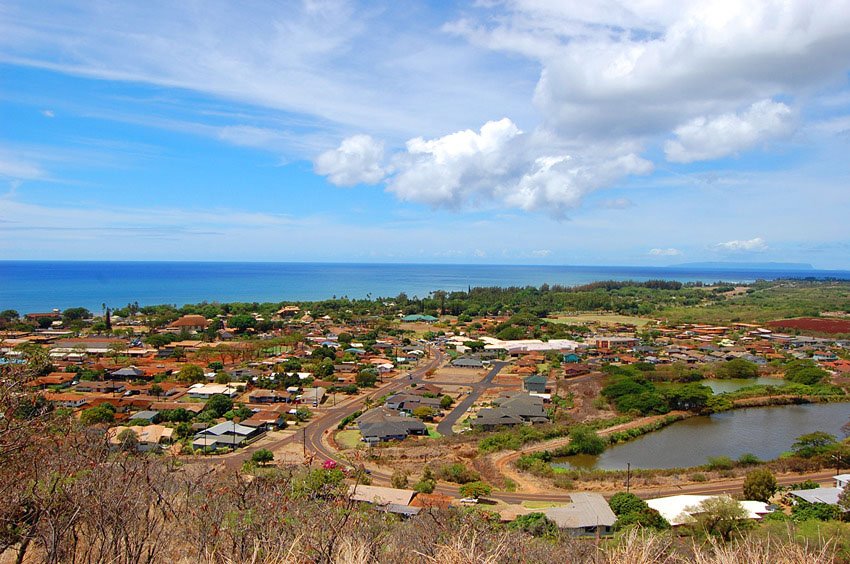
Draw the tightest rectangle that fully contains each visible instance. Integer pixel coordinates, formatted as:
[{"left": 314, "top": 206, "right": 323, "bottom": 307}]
[
  {"left": 523, "top": 374, "right": 548, "bottom": 393},
  {"left": 452, "top": 357, "right": 483, "bottom": 369},
  {"left": 543, "top": 493, "right": 617, "bottom": 536},
  {"left": 192, "top": 421, "right": 262, "bottom": 450},
  {"left": 129, "top": 410, "right": 160, "bottom": 422},
  {"left": 110, "top": 366, "right": 145, "bottom": 379},
  {"left": 356, "top": 408, "right": 428, "bottom": 443},
  {"left": 384, "top": 393, "right": 442, "bottom": 413},
  {"left": 497, "top": 394, "right": 549, "bottom": 421},
  {"left": 788, "top": 474, "right": 850, "bottom": 507},
  {"left": 471, "top": 393, "right": 549, "bottom": 429}
]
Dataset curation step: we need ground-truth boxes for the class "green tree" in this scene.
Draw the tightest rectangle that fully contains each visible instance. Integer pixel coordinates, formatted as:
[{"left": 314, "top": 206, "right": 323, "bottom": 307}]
[
  {"left": 251, "top": 448, "right": 274, "bottom": 466},
  {"left": 413, "top": 479, "right": 435, "bottom": 493},
  {"left": 715, "top": 359, "right": 759, "bottom": 379},
  {"left": 80, "top": 404, "right": 116, "bottom": 425},
  {"left": 568, "top": 426, "right": 606, "bottom": 455},
  {"left": 742, "top": 468, "right": 778, "bottom": 502},
  {"left": 229, "top": 314, "right": 256, "bottom": 332},
  {"left": 791, "top": 501, "right": 841, "bottom": 522},
  {"left": 149, "top": 383, "right": 163, "bottom": 397},
  {"left": 785, "top": 360, "right": 828, "bottom": 385},
  {"left": 412, "top": 406, "right": 436, "bottom": 421},
  {"left": 391, "top": 470, "right": 409, "bottom": 489},
  {"left": 440, "top": 394, "right": 454, "bottom": 409},
  {"left": 177, "top": 364, "right": 205, "bottom": 384},
  {"left": 792, "top": 432, "right": 838, "bottom": 458},
  {"left": 609, "top": 492, "right": 648, "bottom": 516},
  {"left": 62, "top": 307, "right": 91, "bottom": 321},
  {"left": 687, "top": 496, "right": 749, "bottom": 541},
  {"left": 459, "top": 481, "right": 492, "bottom": 499},
  {"left": 508, "top": 512, "right": 558, "bottom": 537},
  {"left": 204, "top": 394, "right": 234, "bottom": 418},
  {"left": 207, "top": 361, "right": 224, "bottom": 371},
  {"left": 214, "top": 372, "right": 232, "bottom": 384},
  {"left": 355, "top": 369, "right": 378, "bottom": 388}
]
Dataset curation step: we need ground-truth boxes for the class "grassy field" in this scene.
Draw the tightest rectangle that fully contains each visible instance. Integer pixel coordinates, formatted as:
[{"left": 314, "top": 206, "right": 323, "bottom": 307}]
[
  {"left": 550, "top": 313, "right": 655, "bottom": 328},
  {"left": 658, "top": 281, "right": 850, "bottom": 324},
  {"left": 335, "top": 429, "right": 363, "bottom": 450}
]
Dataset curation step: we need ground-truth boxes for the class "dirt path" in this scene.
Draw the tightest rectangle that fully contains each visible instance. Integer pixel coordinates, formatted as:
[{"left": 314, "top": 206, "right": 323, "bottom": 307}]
[{"left": 490, "top": 412, "right": 688, "bottom": 493}]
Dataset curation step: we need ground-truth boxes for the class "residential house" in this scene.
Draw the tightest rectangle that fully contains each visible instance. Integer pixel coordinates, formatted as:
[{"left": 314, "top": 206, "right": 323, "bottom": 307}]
[
  {"left": 787, "top": 475, "right": 850, "bottom": 507},
  {"left": 30, "top": 372, "right": 76, "bottom": 389},
  {"left": 187, "top": 383, "right": 241, "bottom": 399},
  {"left": 523, "top": 374, "right": 548, "bottom": 393},
  {"left": 647, "top": 495, "right": 772, "bottom": 526},
  {"left": 165, "top": 315, "right": 209, "bottom": 333},
  {"left": 75, "top": 380, "right": 126, "bottom": 394},
  {"left": 109, "top": 365, "right": 146, "bottom": 380},
  {"left": 452, "top": 357, "right": 483, "bottom": 369},
  {"left": 247, "top": 388, "right": 291, "bottom": 403},
  {"left": 241, "top": 410, "right": 286, "bottom": 431},
  {"left": 471, "top": 393, "right": 549, "bottom": 430},
  {"left": 356, "top": 409, "right": 428, "bottom": 443},
  {"left": 543, "top": 493, "right": 617, "bottom": 536},
  {"left": 42, "top": 392, "right": 89, "bottom": 409},
  {"left": 107, "top": 424, "right": 174, "bottom": 452},
  {"left": 192, "top": 421, "right": 262, "bottom": 450}
]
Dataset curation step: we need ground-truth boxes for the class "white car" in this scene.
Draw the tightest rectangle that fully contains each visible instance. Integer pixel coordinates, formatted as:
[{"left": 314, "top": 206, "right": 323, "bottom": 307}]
[{"left": 459, "top": 498, "right": 479, "bottom": 504}]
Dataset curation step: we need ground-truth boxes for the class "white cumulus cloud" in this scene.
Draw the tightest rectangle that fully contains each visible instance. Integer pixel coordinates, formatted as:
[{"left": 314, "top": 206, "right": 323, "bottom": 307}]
[
  {"left": 649, "top": 248, "right": 682, "bottom": 256},
  {"left": 716, "top": 237, "right": 768, "bottom": 252},
  {"left": 314, "top": 134, "right": 385, "bottom": 186},
  {"left": 376, "top": 118, "right": 652, "bottom": 216},
  {"left": 531, "top": 249, "right": 552, "bottom": 258},
  {"left": 665, "top": 100, "right": 794, "bottom": 163}
]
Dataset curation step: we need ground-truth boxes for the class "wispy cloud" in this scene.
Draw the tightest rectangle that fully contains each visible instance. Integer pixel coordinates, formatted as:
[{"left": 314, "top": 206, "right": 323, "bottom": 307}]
[
  {"left": 649, "top": 248, "right": 682, "bottom": 257},
  {"left": 715, "top": 237, "right": 768, "bottom": 252}
]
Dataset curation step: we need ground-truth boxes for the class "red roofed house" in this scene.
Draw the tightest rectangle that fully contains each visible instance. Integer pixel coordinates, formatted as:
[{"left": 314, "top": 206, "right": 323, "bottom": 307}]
[{"left": 165, "top": 315, "right": 209, "bottom": 333}]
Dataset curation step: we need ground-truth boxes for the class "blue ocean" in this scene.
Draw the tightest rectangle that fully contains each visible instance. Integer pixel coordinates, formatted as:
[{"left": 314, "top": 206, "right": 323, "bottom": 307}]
[{"left": 2, "top": 261, "right": 849, "bottom": 313}]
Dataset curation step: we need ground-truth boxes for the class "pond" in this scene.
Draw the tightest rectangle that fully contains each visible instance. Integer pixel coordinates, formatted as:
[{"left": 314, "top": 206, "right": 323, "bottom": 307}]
[
  {"left": 555, "top": 402, "right": 850, "bottom": 471},
  {"left": 699, "top": 376, "right": 785, "bottom": 394}
]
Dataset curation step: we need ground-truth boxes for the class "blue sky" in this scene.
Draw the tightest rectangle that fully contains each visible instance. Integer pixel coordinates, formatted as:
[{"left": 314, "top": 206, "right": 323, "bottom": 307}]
[{"left": 1, "top": 0, "right": 849, "bottom": 267}]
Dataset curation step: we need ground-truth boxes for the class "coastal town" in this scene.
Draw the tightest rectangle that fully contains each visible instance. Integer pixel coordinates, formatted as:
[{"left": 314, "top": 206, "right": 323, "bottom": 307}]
[{"left": 3, "top": 279, "right": 850, "bottom": 553}]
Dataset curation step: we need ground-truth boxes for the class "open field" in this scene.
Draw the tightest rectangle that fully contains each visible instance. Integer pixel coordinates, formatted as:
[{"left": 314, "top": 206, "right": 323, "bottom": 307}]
[
  {"left": 550, "top": 313, "right": 654, "bottom": 327},
  {"left": 428, "top": 367, "right": 488, "bottom": 384},
  {"left": 767, "top": 317, "right": 850, "bottom": 334}
]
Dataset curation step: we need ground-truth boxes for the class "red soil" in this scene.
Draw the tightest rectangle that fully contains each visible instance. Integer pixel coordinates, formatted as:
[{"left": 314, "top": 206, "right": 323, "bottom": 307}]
[{"left": 766, "top": 317, "right": 850, "bottom": 334}]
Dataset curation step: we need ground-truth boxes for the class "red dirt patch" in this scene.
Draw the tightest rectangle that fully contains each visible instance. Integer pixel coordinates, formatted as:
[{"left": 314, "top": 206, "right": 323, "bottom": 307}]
[{"left": 766, "top": 317, "right": 850, "bottom": 334}]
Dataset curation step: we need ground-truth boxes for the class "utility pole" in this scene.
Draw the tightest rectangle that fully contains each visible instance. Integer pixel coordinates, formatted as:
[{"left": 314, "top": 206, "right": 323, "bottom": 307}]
[{"left": 303, "top": 427, "right": 306, "bottom": 458}]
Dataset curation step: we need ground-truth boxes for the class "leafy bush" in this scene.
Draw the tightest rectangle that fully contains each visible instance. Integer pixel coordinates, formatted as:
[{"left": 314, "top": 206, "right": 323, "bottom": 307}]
[
  {"left": 706, "top": 456, "right": 734, "bottom": 471},
  {"left": 436, "top": 463, "right": 480, "bottom": 484},
  {"left": 566, "top": 426, "right": 605, "bottom": 455}
]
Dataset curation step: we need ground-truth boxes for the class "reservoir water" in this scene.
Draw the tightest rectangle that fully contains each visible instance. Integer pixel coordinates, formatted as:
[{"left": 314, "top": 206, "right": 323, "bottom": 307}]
[
  {"left": 556, "top": 402, "right": 850, "bottom": 471},
  {"left": 699, "top": 377, "right": 785, "bottom": 395}
]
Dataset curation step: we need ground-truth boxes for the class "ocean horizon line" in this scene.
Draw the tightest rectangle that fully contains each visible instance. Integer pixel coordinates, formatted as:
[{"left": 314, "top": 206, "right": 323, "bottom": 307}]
[{"left": 2, "top": 259, "right": 848, "bottom": 271}]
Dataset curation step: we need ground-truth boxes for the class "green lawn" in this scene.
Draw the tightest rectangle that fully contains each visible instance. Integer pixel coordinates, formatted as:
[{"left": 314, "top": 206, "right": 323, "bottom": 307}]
[
  {"left": 426, "top": 423, "right": 442, "bottom": 438},
  {"left": 335, "top": 429, "right": 363, "bottom": 450},
  {"left": 550, "top": 313, "right": 654, "bottom": 328}
]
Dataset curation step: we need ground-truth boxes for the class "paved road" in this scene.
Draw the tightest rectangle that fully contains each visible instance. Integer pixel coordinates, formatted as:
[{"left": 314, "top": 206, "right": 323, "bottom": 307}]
[
  {"left": 435, "top": 361, "right": 509, "bottom": 436},
  {"left": 297, "top": 348, "right": 445, "bottom": 466},
  {"left": 196, "top": 348, "right": 445, "bottom": 470}
]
